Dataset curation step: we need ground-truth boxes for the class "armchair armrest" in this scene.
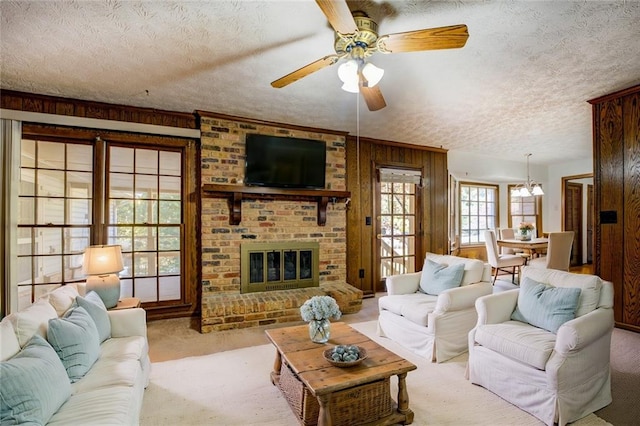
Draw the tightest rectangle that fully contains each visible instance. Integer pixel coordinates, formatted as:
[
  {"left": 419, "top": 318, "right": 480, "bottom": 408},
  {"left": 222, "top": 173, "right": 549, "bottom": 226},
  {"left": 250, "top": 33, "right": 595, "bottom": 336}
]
[
  {"left": 555, "top": 308, "right": 614, "bottom": 355},
  {"left": 435, "top": 281, "right": 493, "bottom": 313},
  {"left": 385, "top": 272, "right": 421, "bottom": 295},
  {"left": 108, "top": 308, "right": 147, "bottom": 338},
  {"left": 474, "top": 289, "right": 519, "bottom": 325}
]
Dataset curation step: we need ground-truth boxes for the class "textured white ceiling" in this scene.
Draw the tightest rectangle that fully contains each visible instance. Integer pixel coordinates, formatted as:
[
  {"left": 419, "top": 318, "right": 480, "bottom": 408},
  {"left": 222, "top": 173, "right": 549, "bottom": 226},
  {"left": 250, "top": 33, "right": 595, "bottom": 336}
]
[{"left": 1, "top": 0, "right": 639, "bottom": 166}]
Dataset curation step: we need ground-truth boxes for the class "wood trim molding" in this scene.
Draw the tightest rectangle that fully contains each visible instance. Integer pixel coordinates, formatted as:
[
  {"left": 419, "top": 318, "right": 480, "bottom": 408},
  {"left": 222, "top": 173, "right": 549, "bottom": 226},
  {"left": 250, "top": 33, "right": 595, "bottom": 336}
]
[
  {"left": 561, "top": 173, "right": 593, "bottom": 232},
  {"left": 1, "top": 90, "right": 197, "bottom": 129},
  {"left": 346, "top": 135, "right": 448, "bottom": 153},
  {"left": 588, "top": 84, "right": 640, "bottom": 105},
  {"left": 195, "top": 110, "right": 349, "bottom": 137}
]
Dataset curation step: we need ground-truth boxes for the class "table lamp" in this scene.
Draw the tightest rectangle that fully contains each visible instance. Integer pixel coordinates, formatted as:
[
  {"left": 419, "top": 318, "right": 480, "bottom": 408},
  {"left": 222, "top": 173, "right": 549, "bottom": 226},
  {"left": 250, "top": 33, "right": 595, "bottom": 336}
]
[{"left": 82, "top": 245, "right": 124, "bottom": 308}]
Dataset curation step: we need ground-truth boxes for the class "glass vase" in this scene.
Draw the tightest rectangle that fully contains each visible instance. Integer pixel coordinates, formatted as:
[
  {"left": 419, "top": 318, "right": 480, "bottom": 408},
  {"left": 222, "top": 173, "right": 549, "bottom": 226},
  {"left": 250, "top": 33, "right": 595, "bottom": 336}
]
[
  {"left": 308, "top": 318, "right": 331, "bottom": 344},
  {"left": 518, "top": 229, "right": 532, "bottom": 241}
]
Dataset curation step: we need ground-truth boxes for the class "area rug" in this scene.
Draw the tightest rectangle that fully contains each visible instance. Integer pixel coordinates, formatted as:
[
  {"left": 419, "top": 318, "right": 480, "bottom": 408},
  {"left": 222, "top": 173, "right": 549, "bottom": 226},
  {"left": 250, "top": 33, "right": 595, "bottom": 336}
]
[{"left": 140, "top": 321, "right": 610, "bottom": 426}]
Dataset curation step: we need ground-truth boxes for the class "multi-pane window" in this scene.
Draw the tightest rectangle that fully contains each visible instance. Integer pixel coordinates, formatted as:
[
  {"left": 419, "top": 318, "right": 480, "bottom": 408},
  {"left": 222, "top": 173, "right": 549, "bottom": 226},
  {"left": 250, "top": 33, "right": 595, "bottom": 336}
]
[
  {"left": 17, "top": 140, "right": 93, "bottom": 308},
  {"left": 106, "top": 146, "right": 182, "bottom": 303},
  {"left": 379, "top": 178, "right": 417, "bottom": 278},
  {"left": 459, "top": 183, "right": 498, "bottom": 245},
  {"left": 508, "top": 185, "right": 542, "bottom": 235}
]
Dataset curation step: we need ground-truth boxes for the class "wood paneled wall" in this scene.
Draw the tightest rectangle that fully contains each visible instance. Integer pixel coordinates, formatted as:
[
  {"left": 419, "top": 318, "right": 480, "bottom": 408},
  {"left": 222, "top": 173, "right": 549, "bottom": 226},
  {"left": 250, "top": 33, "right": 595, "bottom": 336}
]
[
  {"left": 1, "top": 90, "right": 196, "bottom": 129},
  {"left": 590, "top": 84, "right": 640, "bottom": 332},
  {"left": 346, "top": 136, "right": 449, "bottom": 296}
]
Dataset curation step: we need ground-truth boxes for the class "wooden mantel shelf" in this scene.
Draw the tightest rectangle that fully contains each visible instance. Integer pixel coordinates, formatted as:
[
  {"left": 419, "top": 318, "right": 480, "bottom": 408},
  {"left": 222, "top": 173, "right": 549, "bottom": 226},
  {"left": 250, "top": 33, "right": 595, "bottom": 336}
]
[{"left": 202, "top": 184, "right": 351, "bottom": 226}]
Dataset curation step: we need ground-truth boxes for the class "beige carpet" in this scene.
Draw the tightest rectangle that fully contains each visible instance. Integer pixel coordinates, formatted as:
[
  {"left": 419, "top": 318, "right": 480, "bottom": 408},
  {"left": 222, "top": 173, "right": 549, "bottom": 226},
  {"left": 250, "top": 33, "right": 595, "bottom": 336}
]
[{"left": 140, "top": 321, "right": 611, "bottom": 426}]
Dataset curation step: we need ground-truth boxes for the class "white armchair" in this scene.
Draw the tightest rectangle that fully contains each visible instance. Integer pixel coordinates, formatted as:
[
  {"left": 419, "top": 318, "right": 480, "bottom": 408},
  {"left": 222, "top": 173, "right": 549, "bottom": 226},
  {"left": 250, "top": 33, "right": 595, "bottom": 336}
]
[
  {"left": 378, "top": 253, "right": 493, "bottom": 363},
  {"left": 467, "top": 266, "right": 614, "bottom": 426}
]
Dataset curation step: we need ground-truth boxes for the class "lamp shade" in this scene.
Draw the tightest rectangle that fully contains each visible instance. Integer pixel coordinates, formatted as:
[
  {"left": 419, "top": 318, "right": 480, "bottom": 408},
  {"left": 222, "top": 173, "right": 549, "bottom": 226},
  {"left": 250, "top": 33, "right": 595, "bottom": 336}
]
[{"left": 82, "top": 245, "right": 124, "bottom": 276}]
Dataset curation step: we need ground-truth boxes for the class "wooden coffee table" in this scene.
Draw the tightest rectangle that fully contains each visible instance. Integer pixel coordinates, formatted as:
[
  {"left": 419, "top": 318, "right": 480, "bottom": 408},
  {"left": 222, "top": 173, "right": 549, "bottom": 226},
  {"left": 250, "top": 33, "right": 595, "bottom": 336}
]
[{"left": 265, "top": 322, "right": 416, "bottom": 426}]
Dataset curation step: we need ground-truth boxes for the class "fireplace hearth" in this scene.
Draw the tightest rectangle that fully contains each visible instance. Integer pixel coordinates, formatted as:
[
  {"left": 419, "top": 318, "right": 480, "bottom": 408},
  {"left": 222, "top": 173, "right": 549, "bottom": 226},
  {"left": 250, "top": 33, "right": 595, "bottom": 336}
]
[{"left": 241, "top": 242, "right": 319, "bottom": 293}]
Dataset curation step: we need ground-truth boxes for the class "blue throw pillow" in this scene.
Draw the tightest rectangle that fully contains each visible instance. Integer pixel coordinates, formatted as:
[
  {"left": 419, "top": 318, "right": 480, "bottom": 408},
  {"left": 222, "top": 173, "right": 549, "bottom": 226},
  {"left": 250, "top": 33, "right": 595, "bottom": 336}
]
[
  {"left": 419, "top": 259, "right": 465, "bottom": 295},
  {"left": 511, "top": 277, "right": 581, "bottom": 333},
  {"left": 47, "top": 306, "right": 100, "bottom": 382},
  {"left": 76, "top": 292, "right": 111, "bottom": 343},
  {"left": 0, "top": 334, "right": 71, "bottom": 425}
]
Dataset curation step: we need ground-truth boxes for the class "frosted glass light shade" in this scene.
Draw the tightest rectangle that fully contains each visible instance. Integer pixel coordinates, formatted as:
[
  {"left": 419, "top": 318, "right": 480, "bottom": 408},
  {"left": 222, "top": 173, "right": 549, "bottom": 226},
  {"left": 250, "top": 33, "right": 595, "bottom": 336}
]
[
  {"left": 341, "top": 81, "right": 360, "bottom": 93},
  {"left": 362, "top": 62, "right": 384, "bottom": 87},
  {"left": 519, "top": 187, "right": 532, "bottom": 197},
  {"left": 531, "top": 185, "right": 545, "bottom": 195},
  {"left": 338, "top": 60, "right": 358, "bottom": 85}
]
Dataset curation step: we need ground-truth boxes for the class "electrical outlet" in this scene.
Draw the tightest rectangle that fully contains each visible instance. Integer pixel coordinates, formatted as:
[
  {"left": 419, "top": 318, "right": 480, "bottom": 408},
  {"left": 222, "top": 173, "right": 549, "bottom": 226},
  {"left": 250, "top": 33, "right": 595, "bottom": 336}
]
[{"left": 358, "top": 269, "right": 365, "bottom": 278}]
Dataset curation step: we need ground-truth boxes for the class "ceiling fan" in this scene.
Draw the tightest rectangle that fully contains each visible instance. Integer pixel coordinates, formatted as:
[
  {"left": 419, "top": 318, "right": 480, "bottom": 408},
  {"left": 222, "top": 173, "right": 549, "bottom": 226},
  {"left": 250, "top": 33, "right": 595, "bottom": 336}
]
[{"left": 271, "top": 0, "right": 469, "bottom": 111}]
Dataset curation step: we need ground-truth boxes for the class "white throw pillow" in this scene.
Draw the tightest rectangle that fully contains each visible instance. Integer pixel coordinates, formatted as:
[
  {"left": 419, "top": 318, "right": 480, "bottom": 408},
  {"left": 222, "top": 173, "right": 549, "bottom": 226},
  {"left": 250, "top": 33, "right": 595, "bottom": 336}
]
[
  {"left": 0, "top": 317, "right": 21, "bottom": 361},
  {"left": 47, "top": 284, "right": 80, "bottom": 316},
  {"left": 9, "top": 299, "right": 58, "bottom": 347}
]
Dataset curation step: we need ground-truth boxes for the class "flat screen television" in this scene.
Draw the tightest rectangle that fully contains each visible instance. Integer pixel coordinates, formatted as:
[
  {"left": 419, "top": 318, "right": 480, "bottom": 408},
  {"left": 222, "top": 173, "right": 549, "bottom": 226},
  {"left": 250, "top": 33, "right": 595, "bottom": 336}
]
[{"left": 244, "top": 134, "right": 326, "bottom": 189}]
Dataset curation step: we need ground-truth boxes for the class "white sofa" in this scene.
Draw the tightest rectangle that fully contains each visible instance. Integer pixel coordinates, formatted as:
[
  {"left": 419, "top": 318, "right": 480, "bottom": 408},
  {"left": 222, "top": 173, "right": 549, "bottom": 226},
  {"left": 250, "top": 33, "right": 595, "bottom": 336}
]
[
  {"left": 377, "top": 253, "right": 493, "bottom": 362},
  {"left": 1, "top": 283, "right": 150, "bottom": 425},
  {"left": 467, "top": 267, "right": 614, "bottom": 426}
]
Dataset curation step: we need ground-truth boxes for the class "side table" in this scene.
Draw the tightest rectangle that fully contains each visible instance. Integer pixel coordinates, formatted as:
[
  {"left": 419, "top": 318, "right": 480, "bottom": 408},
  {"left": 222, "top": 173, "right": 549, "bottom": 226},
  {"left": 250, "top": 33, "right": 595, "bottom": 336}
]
[{"left": 109, "top": 297, "right": 141, "bottom": 310}]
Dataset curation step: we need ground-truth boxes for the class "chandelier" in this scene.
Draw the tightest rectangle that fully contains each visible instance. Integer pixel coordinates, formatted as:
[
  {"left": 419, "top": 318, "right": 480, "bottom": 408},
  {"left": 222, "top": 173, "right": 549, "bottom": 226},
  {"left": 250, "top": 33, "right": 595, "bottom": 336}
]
[{"left": 511, "top": 153, "right": 544, "bottom": 197}]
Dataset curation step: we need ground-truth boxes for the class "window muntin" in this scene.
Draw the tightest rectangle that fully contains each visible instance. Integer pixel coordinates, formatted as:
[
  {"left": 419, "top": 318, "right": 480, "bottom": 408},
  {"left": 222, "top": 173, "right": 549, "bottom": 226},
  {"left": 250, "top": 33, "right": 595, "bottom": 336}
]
[
  {"left": 508, "top": 185, "right": 542, "bottom": 235},
  {"left": 17, "top": 140, "right": 92, "bottom": 308},
  {"left": 379, "top": 177, "right": 418, "bottom": 279},
  {"left": 107, "top": 146, "right": 182, "bottom": 303},
  {"left": 459, "top": 183, "right": 498, "bottom": 245}
]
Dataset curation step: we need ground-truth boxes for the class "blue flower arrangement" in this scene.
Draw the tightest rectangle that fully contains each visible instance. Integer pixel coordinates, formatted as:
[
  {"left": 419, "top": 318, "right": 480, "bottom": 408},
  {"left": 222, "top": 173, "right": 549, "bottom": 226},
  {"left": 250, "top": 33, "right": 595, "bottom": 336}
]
[{"left": 300, "top": 295, "right": 342, "bottom": 322}]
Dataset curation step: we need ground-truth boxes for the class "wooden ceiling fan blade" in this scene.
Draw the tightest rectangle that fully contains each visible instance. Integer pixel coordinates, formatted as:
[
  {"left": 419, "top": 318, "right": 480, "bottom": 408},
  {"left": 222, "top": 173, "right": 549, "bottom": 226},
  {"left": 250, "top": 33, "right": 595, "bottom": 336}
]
[
  {"left": 315, "top": 0, "right": 358, "bottom": 34},
  {"left": 271, "top": 55, "right": 341, "bottom": 88},
  {"left": 361, "top": 85, "right": 386, "bottom": 111},
  {"left": 379, "top": 24, "right": 469, "bottom": 53}
]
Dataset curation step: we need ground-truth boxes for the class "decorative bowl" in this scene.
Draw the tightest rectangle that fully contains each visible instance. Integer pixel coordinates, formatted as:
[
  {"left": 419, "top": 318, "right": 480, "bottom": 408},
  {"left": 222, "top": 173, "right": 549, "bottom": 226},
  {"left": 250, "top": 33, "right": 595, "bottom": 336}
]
[{"left": 323, "top": 346, "right": 367, "bottom": 368}]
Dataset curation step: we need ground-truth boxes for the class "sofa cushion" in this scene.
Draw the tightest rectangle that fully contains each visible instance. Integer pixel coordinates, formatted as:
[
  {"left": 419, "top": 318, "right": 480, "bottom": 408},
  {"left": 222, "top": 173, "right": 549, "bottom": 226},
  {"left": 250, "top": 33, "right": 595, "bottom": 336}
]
[
  {"left": 379, "top": 293, "right": 437, "bottom": 327},
  {"left": 511, "top": 277, "right": 581, "bottom": 333},
  {"left": 48, "top": 385, "right": 141, "bottom": 426},
  {"left": 72, "top": 358, "right": 143, "bottom": 394},
  {"left": 522, "top": 267, "right": 602, "bottom": 317},
  {"left": 475, "top": 321, "right": 556, "bottom": 370},
  {"left": 76, "top": 292, "right": 111, "bottom": 343},
  {"left": 0, "top": 334, "right": 71, "bottom": 425},
  {"left": 48, "top": 306, "right": 101, "bottom": 382},
  {"left": 0, "top": 318, "right": 20, "bottom": 361},
  {"left": 426, "top": 254, "right": 485, "bottom": 286},
  {"left": 48, "top": 284, "right": 80, "bottom": 316},
  {"left": 9, "top": 298, "right": 58, "bottom": 347},
  {"left": 419, "top": 259, "right": 465, "bottom": 295}
]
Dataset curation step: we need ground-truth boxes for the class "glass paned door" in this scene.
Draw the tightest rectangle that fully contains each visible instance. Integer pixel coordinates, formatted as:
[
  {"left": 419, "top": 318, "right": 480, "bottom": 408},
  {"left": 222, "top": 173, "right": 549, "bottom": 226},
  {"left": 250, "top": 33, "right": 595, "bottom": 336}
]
[{"left": 378, "top": 178, "right": 418, "bottom": 282}]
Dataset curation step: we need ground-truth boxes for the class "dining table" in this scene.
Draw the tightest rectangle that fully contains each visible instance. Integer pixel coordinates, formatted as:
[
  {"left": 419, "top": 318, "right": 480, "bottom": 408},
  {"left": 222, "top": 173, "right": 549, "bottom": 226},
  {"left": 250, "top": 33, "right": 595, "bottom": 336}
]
[{"left": 497, "top": 237, "right": 549, "bottom": 259}]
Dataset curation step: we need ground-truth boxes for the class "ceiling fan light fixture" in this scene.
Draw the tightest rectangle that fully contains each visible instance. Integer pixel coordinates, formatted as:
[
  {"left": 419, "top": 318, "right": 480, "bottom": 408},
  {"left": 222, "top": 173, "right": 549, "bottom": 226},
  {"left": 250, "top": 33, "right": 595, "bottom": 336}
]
[
  {"left": 338, "top": 59, "right": 359, "bottom": 85},
  {"left": 362, "top": 62, "right": 384, "bottom": 87},
  {"left": 341, "top": 80, "right": 360, "bottom": 93}
]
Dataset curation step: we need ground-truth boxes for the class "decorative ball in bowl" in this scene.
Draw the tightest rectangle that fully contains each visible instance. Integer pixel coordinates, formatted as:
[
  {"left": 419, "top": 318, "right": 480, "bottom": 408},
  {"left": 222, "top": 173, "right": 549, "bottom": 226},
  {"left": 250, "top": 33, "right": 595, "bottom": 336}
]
[{"left": 323, "top": 345, "right": 367, "bottom": 367}]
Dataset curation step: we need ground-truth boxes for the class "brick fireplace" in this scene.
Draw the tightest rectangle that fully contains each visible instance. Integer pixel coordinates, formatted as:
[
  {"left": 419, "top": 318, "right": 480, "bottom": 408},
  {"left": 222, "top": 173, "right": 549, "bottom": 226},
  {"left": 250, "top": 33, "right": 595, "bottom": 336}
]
[{"left": 198, "top": 113, "right": 362, "bottom": 333}]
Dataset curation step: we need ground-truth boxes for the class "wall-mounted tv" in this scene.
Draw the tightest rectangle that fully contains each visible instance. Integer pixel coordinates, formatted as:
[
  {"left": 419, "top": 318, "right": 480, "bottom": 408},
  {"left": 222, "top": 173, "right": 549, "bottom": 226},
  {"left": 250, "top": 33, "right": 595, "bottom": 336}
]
[{"left": 244, "top": 134, "right": 326, "bottom": 189}]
